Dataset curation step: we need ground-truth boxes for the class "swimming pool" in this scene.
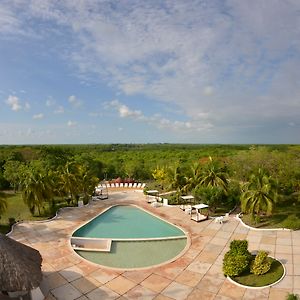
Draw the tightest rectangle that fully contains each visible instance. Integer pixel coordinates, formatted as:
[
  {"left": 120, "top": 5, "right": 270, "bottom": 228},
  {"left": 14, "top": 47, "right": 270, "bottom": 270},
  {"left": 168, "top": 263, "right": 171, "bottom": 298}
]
[{"left": 72, "top": 205, "right": 188, "bottom": 269}]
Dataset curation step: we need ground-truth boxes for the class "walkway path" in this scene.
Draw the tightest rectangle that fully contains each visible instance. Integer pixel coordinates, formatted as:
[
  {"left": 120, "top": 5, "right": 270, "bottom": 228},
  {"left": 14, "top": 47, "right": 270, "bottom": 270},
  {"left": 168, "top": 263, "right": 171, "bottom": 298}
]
[{"left": 9, "top": 190, "right": 300, "bottom": 300}]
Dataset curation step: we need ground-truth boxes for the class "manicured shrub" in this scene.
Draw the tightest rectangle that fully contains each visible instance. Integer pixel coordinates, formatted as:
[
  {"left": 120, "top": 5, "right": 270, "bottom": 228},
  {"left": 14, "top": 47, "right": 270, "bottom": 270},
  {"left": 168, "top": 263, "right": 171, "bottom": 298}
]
[
  {"left": 250, "top": 250, "right": 272, "bottom": 275},
  {"left": 229, "top": 239, "right": 251, "bottom": 256},
  {"left": 223, "top": 251, "right": 251, "bottom": 277},
  {"left": 223, "top": 240, "right": 252, "bottom": 277}
]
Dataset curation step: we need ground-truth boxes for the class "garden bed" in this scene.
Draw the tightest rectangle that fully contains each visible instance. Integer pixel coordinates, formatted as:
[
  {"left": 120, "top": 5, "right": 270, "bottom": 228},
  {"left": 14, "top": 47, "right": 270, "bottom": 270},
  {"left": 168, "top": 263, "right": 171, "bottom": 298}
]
[{"left": 230, "top": 257, "right": 285, "bottom": 288}]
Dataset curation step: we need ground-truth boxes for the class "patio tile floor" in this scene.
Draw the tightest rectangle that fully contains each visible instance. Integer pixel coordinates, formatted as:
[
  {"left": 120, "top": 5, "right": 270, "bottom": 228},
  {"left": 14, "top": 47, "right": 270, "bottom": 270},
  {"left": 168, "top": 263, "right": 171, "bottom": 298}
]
[{"left": 8, "top": 190, "right": 299, "bottom": 300}]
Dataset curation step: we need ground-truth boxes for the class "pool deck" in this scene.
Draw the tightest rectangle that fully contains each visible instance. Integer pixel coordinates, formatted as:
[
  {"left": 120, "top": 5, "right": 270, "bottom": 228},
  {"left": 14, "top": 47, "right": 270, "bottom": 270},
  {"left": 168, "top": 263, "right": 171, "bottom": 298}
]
[{"left": 8, "top": 190, "right": 300, "bottom": 300}]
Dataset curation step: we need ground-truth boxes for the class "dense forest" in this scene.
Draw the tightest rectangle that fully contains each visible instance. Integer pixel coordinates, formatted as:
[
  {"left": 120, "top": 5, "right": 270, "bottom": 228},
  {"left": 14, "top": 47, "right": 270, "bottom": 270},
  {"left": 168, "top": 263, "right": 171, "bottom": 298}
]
[{"left": 0, "top": 144, "right": 299, "bottom": 230}]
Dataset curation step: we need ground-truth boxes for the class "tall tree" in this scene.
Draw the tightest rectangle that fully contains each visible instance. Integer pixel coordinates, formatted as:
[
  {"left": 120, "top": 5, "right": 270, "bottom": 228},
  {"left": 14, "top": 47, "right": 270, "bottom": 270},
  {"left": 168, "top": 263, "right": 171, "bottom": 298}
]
[
  {"left": 241, "top": 168, "right": 277, "bottom": 216},
  {"left": 21, "top": 163, "right": 54, "bottom": 216},
  {"left": 77, "top": 166, "right": 99, "bottom": 204},
  {"left": 3, "top": 160, "right": 25, "bottom": 192},
  {"left": 57, "top": 162, "right": 80, "bottom": 204},
  {"left": 200, "top": 157, "right": 228, "bottom": 193},
  {"left": 183, "top": 162, "right": 202, "bottom": 193}
]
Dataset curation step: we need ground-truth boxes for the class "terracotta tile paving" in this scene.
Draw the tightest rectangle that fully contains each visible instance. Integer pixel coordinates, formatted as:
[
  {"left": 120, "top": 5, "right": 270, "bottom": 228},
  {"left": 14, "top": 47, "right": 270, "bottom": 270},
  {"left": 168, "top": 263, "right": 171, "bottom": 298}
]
[
  {"left": 59, "top": 265, "right": 84, "bottom": 282},
  {"left": 242, "top": 287, "right": 269, "bottom": 300},
  {"left": 294, "top": 264, "right": 300, "bottom": 276},
  {"left": 71, "top": 277, "right": 99, "bottom": 294},
  {"left": 273, "top": 275, "right": 293, "bottom": 289},
  {"left": 51, "top": 283, "right": 82, "bottom": 300},
  {"left": 7, "top": 190, "right": 300, "bottom": 299},
  {"left": 186, "top": 288, "right": 215, "bottom": 300},
  {"left": 186, "top": 261, "right": 212, "bottom": 274},
  {"left": 218, "top": 280, "right": 246, "bottom": 299},
  {"left": 195, "top": 250, "right": 219, "bottom": 263},
  {"left": 46, "top": 272, "right": 68, "bottom": 290},
  {"left": 153, "top": 295, "right": 173, "bottom": 300},
  {"left": 153, "top": 266, "right": 185, "bottom": 281},
  {"left": 123, "top": 285, "right": 157, "bottom": 299},
  {"left": 85, "top": 285, "right": 119, "bottom": 300},
  {"left": 141, "top": 274, "right": 172, "bottom": 293},
  {"left": 294, "top": 276, "right": 300, "bottom": 289},
  {"left": 175, "top": 270, "right": 204, "bottom": 287},
  {"left": 197, "top": 274, "right": 224, "bottom": 293},
  {"left": 88, "top": 268, "right": 119, "bottom": 284},
  {"left": 76, "top": 296, "right": 89, "bottom": 300},
  {"left": 105, "top": 275, "right": 136, "bottom": 295},
  {"left": 161, "top": 282, "right": 193, "bottom": 300},
  {"left": 268, "top": 288, "right": 289, "bottom": 300},
  {"left": 123, "top": 270, "right": 153, "bottom": 284}
]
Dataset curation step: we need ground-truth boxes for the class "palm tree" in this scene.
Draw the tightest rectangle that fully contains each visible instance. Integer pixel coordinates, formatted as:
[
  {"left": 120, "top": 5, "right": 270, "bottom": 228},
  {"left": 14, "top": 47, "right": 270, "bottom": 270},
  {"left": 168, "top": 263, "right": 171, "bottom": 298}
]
[
  {"left": 164, "top": 165, "right": 187, "bottom": 203},
  {"left": 21, "top": 170, "right": 54, "bottom": 216},
  {"left": 58, "top": 162, "right": 80, "bottom": 205},
  {"left": 165, "top": 165, "right": 186, "bottom": 192},
  {"left": 241, "top": 168, "right": 277, "bottom": 216},
  {"left": 77, "top": 166, "right": 99, "bottom": 204},
  {"left": 200, "top": 157, "right": 228, "bottom": 193},
  {"left": 183, "top": 162, "right": 202, "bottom": 193}
]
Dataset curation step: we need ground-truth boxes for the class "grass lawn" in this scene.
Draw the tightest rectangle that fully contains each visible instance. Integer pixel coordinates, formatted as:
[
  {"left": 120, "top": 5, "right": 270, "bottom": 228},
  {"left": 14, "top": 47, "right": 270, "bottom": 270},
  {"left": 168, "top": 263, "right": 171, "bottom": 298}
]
[
  {"left": 232, "top": 258, "right": 284, "bottom": 287},
  {"left": 241, "top": 200, "right": 300, "bottom": 230},
  {"left": 0, "top": 191, "right": 74, "bottom": 234}
]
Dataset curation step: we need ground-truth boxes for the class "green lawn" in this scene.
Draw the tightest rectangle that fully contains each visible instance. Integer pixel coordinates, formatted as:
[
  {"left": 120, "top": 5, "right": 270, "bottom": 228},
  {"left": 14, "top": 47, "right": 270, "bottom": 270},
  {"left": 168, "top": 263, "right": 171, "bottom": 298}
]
[
  {"left": 241, "top": 200, "right": 300, "bottom": 230},
  {"left": 232, "top": 258, "right": 284, "bottom": 287},
  {"left": 0, "top": 191, "right": 73, "bottom": 234}
]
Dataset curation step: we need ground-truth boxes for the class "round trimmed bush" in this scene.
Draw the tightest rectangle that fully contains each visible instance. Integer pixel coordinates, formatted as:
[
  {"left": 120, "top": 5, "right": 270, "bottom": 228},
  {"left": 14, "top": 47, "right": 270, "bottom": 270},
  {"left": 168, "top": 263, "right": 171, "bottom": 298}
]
[
  {"left": 223, "top": 239, "right": 252, "bottom": 277},
  {"left": 223, "top": 251, "right": 251, "bottom": 277}
]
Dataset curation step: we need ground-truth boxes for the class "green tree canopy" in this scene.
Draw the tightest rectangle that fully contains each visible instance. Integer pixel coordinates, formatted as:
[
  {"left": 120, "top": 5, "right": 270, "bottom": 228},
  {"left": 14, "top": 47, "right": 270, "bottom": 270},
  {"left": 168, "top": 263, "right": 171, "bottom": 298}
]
[{"left": 241, "top": 168, "right": 277, "bottom": 216}]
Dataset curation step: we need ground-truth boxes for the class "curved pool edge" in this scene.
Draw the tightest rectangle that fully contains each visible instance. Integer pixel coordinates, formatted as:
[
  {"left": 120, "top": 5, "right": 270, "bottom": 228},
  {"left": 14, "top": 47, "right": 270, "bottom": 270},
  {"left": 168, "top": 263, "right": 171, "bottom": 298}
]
[{"left": 69, "top": 203, "right": 191, "bottom": 271}]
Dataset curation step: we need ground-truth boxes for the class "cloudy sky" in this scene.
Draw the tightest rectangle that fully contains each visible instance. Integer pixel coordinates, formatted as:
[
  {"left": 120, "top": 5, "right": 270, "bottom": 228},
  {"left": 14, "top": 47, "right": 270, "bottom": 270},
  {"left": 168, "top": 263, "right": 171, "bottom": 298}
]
[{"left": 0, "top": 0, "right": 299, "bottom": 144}]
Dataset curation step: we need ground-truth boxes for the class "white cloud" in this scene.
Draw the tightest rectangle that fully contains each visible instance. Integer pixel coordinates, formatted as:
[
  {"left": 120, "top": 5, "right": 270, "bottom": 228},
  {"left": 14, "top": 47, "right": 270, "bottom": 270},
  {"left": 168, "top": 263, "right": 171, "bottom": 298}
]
[
  {"left": 68, "top": 95, "right": 82, "bottom": 108},
  {"left": 107, "top": 99, "right": 213, "bottom": 132},
  {"left": 2, "top": 1, "right": 300, "bottom": 142},
  {"left": 5, "top": 95, "right": 22, "bottom": 111},
  {"left": 54, "top": 106, "right": 64, "bottom": 114},
  {"left": 33, "top": 113, "right": 44, "bottom": 119},
  {"left": 67, "top": 120, "right": 77, "bottom": 127}
]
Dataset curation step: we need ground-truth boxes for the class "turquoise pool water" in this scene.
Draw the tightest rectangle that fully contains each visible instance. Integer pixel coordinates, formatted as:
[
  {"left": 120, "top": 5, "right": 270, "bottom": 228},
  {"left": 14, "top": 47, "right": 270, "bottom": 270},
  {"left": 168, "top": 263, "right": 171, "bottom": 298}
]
[
  {"left": 77, "top": 239, "right": 187, "bottom": 269},
  {"left": 73, "top": 205, "right": 185, "bottom": 239},
  {"left": 72, "top": 205, "right": 187, "bottom": 269}
]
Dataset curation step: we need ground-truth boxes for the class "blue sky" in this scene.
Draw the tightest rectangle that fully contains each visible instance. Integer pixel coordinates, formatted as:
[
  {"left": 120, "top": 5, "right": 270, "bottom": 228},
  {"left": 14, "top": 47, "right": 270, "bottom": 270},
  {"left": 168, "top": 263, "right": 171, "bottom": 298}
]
[{"left": 0, "top": 0, "right": 299, "bottom": 144}]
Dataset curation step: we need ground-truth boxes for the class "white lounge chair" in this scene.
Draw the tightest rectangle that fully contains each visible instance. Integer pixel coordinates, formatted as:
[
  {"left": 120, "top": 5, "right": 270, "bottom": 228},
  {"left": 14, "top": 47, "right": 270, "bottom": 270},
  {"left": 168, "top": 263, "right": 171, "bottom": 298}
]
[
  {"left": 120, "top": 183, "right": 124, "bottom": 187},
  {"left": 137, "top": 183, "right": 142, "bottom": 188},
  {"left": 133, "top": 183, "right": 137, "bottom": 188},
  {"left": 124, "top": 183, "right": 128, "bottom": 187},
  {"left": 129, "top": 183, "right": 133, "bottom": 187},
  {"left": 141, "top": 183, "right": 146, "bottom": 188}
]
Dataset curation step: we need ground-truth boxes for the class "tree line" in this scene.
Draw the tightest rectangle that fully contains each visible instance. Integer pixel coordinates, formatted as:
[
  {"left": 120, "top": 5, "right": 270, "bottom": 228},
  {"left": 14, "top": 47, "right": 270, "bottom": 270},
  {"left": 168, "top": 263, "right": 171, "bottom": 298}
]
[{"left": 0, "top": 144, "right": 299, "bottom": 219}]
